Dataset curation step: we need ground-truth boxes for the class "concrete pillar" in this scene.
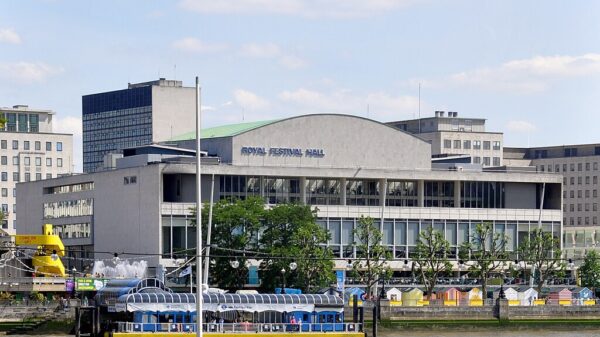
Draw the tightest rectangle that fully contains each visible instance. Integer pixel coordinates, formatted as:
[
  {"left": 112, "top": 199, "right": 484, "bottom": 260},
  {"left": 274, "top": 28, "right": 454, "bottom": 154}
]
[
  {"left": 379, "top": 178, "right": 387, "bottom": 207},
  {"left": 454, "top": 180, "right": 461, "bottom": 208},
  {"left": 299, "top": 177, "right": 307, "bottom": 204},
  {"left": 340, "top": 178, "right": 347, "bottom": 206},
  {"left": 418, "top": 180, "right": 425, "bottom": 207},
  {"left": 496, "top": 298, "right": 509, "bottom": 322}
]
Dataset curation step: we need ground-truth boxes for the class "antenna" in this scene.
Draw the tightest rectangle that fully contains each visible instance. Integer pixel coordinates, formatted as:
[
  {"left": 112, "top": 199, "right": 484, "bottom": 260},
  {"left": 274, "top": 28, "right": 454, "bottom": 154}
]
[
  {"left": 418, "top": 82, "right": 421, "bottom": 133},
  {"left": 367, "top": 104, "right": 370, "bottom": 118},
  {"left": 174, "top": 64, "right": 177, "bottom": 80}
]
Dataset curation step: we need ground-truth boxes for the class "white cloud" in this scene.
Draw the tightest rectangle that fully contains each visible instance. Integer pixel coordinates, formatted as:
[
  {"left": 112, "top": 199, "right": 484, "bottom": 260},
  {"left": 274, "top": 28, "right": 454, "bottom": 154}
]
[
  {"left": 0, "top": 62, "right": 63, "bottom": 83},
  {"left": 239, "top": 42, "right": 307, "bottom": 69},
  {"left": 506, "top": 120, "right": 537, "bottom": 133},
  {"left": 179, "top": 0, "right": 417, "bottom": 18},
  {"left": 0, "top": 28, "right": 21, "bottom": 44},
  {"left": 172, "top": 37, "right": 228, "bottom": 54},
  {"left": 233, "top": 89, "right": 271, "bottom": 111},
  {"left": 279, "top": 88, "right": 418, "bottom": 119},
  {"left": 421, "top": 53, "right": 600, "bottom": 94}
]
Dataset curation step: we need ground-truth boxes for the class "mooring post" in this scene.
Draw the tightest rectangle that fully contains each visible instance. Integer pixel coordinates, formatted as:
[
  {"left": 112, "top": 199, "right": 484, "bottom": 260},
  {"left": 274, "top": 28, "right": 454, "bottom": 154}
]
[
  {"left": 372, "top": 305, "right": 378, "bottom": 337},
  {"left": 75, "top": 307, "right": 81, "bottom": 337},
  {"left": 353, "top": 294, "right": 358, "bottom": 323}
]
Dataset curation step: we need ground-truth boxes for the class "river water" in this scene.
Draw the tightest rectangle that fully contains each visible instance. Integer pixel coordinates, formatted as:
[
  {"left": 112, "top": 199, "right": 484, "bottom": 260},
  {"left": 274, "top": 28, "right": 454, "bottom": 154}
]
[{"left": 381, "top": 328, "right": 600, "bottom": 337}]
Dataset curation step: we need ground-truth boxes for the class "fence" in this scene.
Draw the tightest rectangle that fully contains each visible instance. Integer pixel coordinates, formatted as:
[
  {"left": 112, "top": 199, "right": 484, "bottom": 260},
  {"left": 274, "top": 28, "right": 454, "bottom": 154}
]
[{"left": 116, "top": 322, "right": 362, "bottom": 333}]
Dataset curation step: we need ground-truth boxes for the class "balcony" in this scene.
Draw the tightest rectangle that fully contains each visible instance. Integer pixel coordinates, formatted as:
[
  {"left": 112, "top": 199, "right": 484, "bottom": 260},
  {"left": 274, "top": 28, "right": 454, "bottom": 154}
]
[{"left": 161, "top": 202, "right": 195, "bottom": 216}]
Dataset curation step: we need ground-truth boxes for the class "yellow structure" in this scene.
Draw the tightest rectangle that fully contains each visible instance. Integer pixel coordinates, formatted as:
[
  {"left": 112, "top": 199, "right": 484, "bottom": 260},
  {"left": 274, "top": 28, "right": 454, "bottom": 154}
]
[{"left": 14, "top": 224, "right": 66, "bottom": 277}]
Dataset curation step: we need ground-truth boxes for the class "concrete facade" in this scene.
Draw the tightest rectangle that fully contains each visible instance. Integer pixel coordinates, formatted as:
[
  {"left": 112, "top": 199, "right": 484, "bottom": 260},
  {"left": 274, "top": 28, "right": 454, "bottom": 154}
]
[
  {"left": 0, "top": 105, "right": 73, "bottom": 235},
  {"left": 388, "top": 111, "right": 504, "bottom": 167},
  {"left": 18, "top": 114, "right": 561, "bottom": 277}
]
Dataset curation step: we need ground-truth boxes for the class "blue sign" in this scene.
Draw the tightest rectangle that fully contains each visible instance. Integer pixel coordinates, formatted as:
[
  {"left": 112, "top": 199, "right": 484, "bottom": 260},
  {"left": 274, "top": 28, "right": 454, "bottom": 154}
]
[
  {"left": 241, "top": 146, "right": 324, "bottom": 158},
  {"left": 336, "top": 270, "right": 345, "bottom": 292}
]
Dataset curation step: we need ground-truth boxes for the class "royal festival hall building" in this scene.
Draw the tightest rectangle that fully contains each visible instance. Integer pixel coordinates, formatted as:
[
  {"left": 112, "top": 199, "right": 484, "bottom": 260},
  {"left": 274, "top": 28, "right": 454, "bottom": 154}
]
[{"left": 16, "top": 114, "right": 562, "bottom": 280}]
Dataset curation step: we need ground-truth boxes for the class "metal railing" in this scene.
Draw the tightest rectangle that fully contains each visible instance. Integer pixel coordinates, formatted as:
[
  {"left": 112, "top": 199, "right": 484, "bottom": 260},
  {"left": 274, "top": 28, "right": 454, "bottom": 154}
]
[{"left": 116, "top": 322, "right": 362, "bottom": 333}]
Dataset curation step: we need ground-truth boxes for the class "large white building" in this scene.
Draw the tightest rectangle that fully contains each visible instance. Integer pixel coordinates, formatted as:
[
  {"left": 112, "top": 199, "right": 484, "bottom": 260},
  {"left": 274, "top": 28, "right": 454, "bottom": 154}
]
[
  {"left": 0, "top": 105, "right": 73, "bottom": 234},
  {"left": 17, "top": 114, "right": 561, "bottom": 280}
]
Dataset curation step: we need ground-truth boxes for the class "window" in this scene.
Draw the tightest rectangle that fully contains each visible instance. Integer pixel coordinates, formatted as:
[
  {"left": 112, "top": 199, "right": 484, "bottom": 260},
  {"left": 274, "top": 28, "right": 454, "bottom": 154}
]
[
  {"left": 473, "top": 157, "right": 481, "bottom": 164},
  {"left": 555, "top": 164, "right": 560, "bottom": 172},
  {"left": 444, "top": 139, "right": 451, "bottom": 149},
  {"left": 57, "top": 158, "right": 63, "bottom": 167},
  {"left": 124, "top": 176, "right": 137, "bottom": 185},
  {"left": 57, "top": 142, "right": 63, "bottom": 152},
  {"left": 595, "top": 162, "right": 599, "bottom": 171},
  {"left": 594, "top": 190, "right": 598, "bottom": 198},
  {"left": 463, "top": 140, "right": 471, "bottom": 149},
  {"left": 483, "top": 157, "right": 491, "bottom": 166},
  {"left": 0, "top": 157, "right": 5, "bottom": 166},
  {"left": 578, "top": 163, "right": 583, "bottom": 171},
  {"left": 493, "top": 141, "right": 501, "bottom": 150},
  {"left": 24, "top": 141, "right": 29, "bottom": 150},
  {"left": 0, "top": 140, "right": 5, "bottom": 149},
  {"left": 578, "top": 177, "right": 582, "bottom": 185},
  {"left": 565, "top": 148, "right": 578, "bottom": 157},
  {"left": 586, "top": 190, "right": 590, "bottom": 198},
  {"left": 24, "top": 157, "right": 30, "bottom": 166},
  {"left": 46, "top": 142, "right": 51, "bottom": 151},
  {"left": 594, "top": 176, "right": 598, "bottom": 184},
  {"left": 570, "top": 190, "right": 574, "bottom": 198},
  {"left": 578, "top": 190, "right": 582, "bottom": 198},
  {"left": 35, "top": 141, "right": 40, "bottom": 151},
  {"left": 483, "top": 141, "right": 491, "bottom": 150},
  {"left": 0, "top": 189, "right": 6, "bottom": 197},
  {"left": 547, "top": 165, "right": 552, "bottom": 172},
  {"left": 43, "top": 199, "right": 94, "bottom": 219},
  {"left": 453, "top": 140, "right": 461, "bottom": 149},
  {"left": 0, "top": 172, "right": 6, "bottom": 181},
  {"left": 570, "top": 204, "right": 575, "bottom": 212},
  {"left": 595, "top": 203, "right": 598, "bottom": 212},
  {"left": 578, "top": 204, "right": 582, "bottom": 211},
  {"left": 36, "top": 173, "right": 41, "bottom": 181},
  {"left": 539, "top": 165, "right": 545, "bottom": 172},
  {"left": 46, "top": 158, "right": 52, "bottom": 167},
  {"left": 586, "top": 203, "right": 590, "bottom": 211},
  {"left": 493, "top": 157, "right": 500, "bottom": 166},
  {"left": 586, "top": 163, "right": 591, "bottom": 171},
  {"left": 12, "top": 156, "right": 18, "bottom": 165},
  {"left": 473, "top": 140, "right": 481, "bottom": 149},
  {"left": 586, "top": 176, "right": 590, "bottom": 184},
  {"left": 24, "top": 173, "right": 30, "bottom": 182},
  {"left": 35, "top": 157, "right": 41, "bottom": 167},
  {"left": 570, "top": 177, "right": 575, "bottom": 185},
  {"left": 12, "top": 173, "right": 18, "bottom": 182},
  {"left": 563, "top": 164, "right": 567, "bottom": 172},
  {"left": 46, "top": 173, "right": 52, "bottom": 179},
  {"left": 11, "top": 140, "right": 17, "bottom": 150}
]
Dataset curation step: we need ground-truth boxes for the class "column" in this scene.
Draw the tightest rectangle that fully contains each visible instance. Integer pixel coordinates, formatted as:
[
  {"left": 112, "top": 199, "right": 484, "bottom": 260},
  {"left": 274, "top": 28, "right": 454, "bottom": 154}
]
[
  {"left": 454, "top": 180, "right": 461, "bottom": 208},
  {"left": 417, "top": 180, "right": 424, "bottom": 207},
  {"left": 340, "top": 178, "right": 347, "bottom": 206},
  {"left": 299, "top": 177, "right": 307, "bottom": 204}
]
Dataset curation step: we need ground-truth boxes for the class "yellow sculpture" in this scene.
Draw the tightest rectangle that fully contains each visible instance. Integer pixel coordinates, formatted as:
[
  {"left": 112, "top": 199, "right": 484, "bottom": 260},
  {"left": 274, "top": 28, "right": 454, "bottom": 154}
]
[{"left": 14, "top": 224, "right": 66, "bottom": 277}]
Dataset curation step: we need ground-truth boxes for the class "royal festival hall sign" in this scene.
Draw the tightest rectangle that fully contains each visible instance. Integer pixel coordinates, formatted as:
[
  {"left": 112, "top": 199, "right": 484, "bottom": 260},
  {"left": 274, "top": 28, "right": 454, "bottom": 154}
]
[{"left": 241, "top": 146, "right": 325, "bottom": 158}]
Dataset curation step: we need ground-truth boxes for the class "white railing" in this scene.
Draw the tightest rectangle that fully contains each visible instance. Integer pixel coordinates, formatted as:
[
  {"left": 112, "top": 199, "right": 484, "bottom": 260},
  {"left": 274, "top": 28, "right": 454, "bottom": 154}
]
[{"left": 116, "top": 322, "right": 362, "bottom": 333}]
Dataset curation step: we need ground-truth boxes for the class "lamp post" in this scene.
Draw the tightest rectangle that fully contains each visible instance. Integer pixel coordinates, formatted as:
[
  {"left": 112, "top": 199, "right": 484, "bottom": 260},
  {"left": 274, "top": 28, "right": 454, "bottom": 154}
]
[{"left": 281, "top": 268, "right": 286, "bottom": 294}]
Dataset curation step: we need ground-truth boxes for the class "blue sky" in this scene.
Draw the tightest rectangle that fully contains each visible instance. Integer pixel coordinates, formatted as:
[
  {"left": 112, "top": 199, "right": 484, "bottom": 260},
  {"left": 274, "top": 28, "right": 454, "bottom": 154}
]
[{"left": 1, "top": 0, "right": 599, "bottom": 171}]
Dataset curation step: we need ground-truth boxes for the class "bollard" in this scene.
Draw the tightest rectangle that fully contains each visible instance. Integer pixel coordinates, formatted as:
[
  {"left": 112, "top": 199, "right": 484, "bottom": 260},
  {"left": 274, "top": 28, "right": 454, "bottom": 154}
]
[
  {"left": 353, "top": 294, "right": 358, "bottom": 323},
  {"left": 372, "top": 306, "right": 378, "bottom": 337}
]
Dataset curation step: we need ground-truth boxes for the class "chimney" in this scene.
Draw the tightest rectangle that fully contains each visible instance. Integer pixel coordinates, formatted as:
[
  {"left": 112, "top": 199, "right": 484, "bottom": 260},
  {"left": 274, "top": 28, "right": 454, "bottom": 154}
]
[{"left": 439, "top": 111, "right": 445, "bottom": 117}]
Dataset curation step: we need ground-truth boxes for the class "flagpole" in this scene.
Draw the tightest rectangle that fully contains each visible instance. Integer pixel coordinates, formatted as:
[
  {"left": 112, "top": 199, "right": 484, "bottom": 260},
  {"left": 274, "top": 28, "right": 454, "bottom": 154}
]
[{"left": 195, "top": 77, "right": 203, "bottom": 337}]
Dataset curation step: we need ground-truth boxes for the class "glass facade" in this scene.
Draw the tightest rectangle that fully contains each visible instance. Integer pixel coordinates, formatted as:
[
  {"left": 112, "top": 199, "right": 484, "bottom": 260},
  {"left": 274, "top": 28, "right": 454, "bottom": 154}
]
[
  {"left": 82, "top": 86, "right": 153, "bottom": 173},
  {"left": 0, "top": 112, "right": 40, "bottom": 133},
  {"left": 306, "top": 178, "right": 341, "bottom": 205},
  {"left": 52, "top": 222, "right": 91, "bottom": 239},
  {"left": 43, "top": 199, "right": 94, "bottom": 219}
]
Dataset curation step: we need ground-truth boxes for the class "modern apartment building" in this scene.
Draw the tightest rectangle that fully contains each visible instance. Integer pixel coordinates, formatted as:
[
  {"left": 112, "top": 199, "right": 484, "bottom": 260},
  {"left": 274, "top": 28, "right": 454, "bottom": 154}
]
[
  {"left": 505, "top": 144, "right": 600, "bottom": 259},
  {"left": 0, "top": 105, "right": 73, "bottom": 234},
  {"left": 18, "top": 114, "right": 561, "bottom": 278},
  {"left": 82, "top": 78, "right": 196, "bottom": 173},
  {"left": 388, "top": 111, "right": 504, "bottom": 166}
]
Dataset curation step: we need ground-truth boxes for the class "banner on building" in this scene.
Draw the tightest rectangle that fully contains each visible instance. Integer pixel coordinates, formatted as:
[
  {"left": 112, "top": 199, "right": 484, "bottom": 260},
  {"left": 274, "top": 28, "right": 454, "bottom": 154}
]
[{"left": 75, "top": 278, "right": 108, "bottom": 291}]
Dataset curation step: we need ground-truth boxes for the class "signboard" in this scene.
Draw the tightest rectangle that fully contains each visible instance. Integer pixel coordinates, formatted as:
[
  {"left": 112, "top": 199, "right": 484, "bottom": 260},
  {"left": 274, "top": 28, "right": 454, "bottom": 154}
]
[
  {"left": 65, "top": 278, "right": 75, "bottom": 292},
  {"left": 241, "top": 146, "right": 325, "bottom": 158},
  {"left": 75, "top": 278, "right": 108, "bottom": 291},
  {"left": 336, "top": 270, "right": 345, "bottom": 292}
]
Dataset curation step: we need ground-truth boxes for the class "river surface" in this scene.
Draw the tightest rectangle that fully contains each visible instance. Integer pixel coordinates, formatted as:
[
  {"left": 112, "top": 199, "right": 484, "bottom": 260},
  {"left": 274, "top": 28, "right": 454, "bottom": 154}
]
[{"left": 380, "top": 328, "right": 600, "bottom": 337}]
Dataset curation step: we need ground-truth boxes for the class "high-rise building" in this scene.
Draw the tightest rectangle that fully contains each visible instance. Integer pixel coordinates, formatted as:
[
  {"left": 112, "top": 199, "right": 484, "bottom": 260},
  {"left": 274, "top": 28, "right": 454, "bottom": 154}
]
[
  {"left": 504, "top": 144, "right": 600, "bottom": 259},
  {"left": 387, "top": 111, "right": 504, "bottom": 167},
  {"left": 82, "top": 78, "right": 196, "bottom": 173},
  {"left": 0, "top": 105, "right": 73, "bottom": 234}
]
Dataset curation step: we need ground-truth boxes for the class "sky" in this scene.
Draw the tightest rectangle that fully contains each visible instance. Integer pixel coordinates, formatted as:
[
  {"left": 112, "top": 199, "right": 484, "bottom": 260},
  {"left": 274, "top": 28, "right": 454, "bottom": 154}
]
[{"left": 1, "top": 0, "right": 599, "bottom": 172}]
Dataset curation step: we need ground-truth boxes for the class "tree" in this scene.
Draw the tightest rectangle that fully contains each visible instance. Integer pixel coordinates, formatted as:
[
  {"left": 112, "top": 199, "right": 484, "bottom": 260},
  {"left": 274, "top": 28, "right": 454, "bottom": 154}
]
[
  {"left": 518, "top": 228, "right": 565, "bottom": 294},
  {"left": 579, "top": 250, "right": 600, "bottom": 291},
  {"left": 413, "top": 226, "right": 452, "bottom": 300},
  {"left": 351, "top": 216, "right": 392, "bottom": 299},
  {"left": 459, "top": 223, "right": 508, "bottom": 298},
  {"left": 260, "top": 203, "right": 334, "bottom": 293}
]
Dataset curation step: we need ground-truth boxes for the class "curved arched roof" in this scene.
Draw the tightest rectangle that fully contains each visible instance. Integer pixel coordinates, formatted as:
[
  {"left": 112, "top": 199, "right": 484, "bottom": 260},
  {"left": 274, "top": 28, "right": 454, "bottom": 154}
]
[{"left": 118, "top": 292, "right": 343, "bottom": 306}]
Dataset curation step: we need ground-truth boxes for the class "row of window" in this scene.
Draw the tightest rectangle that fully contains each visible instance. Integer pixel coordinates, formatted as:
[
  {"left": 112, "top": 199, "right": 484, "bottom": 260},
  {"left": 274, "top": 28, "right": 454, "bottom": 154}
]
[
  {"left": 541, "top": 162, "right": 600, "bottom": 173},
  {"left": 564, "top": 203, "right": 598, "bottom": 212},
  {"left": 563, "top": 176, "right": 598, "bottom": 185},
  {"left": 0, "top": 188, "right": 16, "bottom": 197},
  {"left": 218, "top": 176, "right": 508, "bottom": 209},
  {"left": 0, "top": 203, "right": 15, "bottom": 214},
  {"left": 0, "top": 113, "right": 40, "bottom": 133},
  {"left": 43, "top": 198, "right": 94, "bottom": 219},
  {"left": 443, "top": 139, "right": 501, "bottom": 151},
  {"left": 52, "top": 222, "right": 91, "bottom": 239},
  {"left": 563, "top": 189, "right": 599, "bottom": 199},
  {"left": 0, "top": 140, "right": 62, "bottom": 151},
  {"left": 44, "top": 182, "right": 94, "bottom": 195},
  {"left": 566, "top": 216, "right": 598, "bottom": 226},
  {"left": 473, "top": 156, "right": 501, "bottom": 166},
  {"left": 0, "top": 156, "right": 63, "bottom": 167},
  {"left": 1, "top": 172, "right": 55, "bottom": 182}
]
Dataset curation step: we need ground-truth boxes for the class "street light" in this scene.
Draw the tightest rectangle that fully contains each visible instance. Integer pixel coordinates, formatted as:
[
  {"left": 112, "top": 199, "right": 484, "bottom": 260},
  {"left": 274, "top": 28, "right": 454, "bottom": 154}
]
[
  {"left": 230, "top": 260, "right": 240, "bottom": 269},
  {"left": 280, "top": 268, "right": 286, "bottom": 294}
]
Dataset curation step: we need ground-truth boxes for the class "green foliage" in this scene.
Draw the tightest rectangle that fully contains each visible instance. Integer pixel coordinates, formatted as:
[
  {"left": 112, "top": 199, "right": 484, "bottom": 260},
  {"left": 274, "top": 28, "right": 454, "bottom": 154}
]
[
  {"left": 413, "top": 226, "right": 452, "bottom": 299},
  {"left": 201, "top": 197, "right": 265, "bottom": 290},
  {"left": 517, "top": 228, "right": 564, "bottom": 293},
  {"left": 459, "top": 223, "right": 508, "bottom": 298},
  {"left": 259, "top": 203, "right": 335, "bottom": 293},
  {"left": 351, "top": 216, "right": 392, "bottom": 298},
  {"left": 579, "top": 250, "right": 600, "bottom": 290}
]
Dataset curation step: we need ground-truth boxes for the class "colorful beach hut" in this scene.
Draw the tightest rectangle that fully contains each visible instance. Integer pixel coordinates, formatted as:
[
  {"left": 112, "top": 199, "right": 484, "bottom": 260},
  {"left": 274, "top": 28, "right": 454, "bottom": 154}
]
[
  {"left": 437, "top": 287, "right": 460, "bottom": 306},
  {"left": 344, "top": 287, "right": 365, "bottom": 306},
  {"left": 385, "top": 287, "right": 402, "bottom": 305},
  {"left": 493, "top": 287, "right": 519, "bottom": 305},
  {"left": 517, "top": 287, "right": 539, "bottom": 306},
  {"left": 570, "top": 287, "right": 594, "bottom": 305},
  {"left": 401, "top": 288, "right": 423, "bottom": 306},
  {"left": 548, "top": 288, "right": 572, "bottom": 306},
  {"left": 459, "top": 287, "right": 483, "bottom": 306}
]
